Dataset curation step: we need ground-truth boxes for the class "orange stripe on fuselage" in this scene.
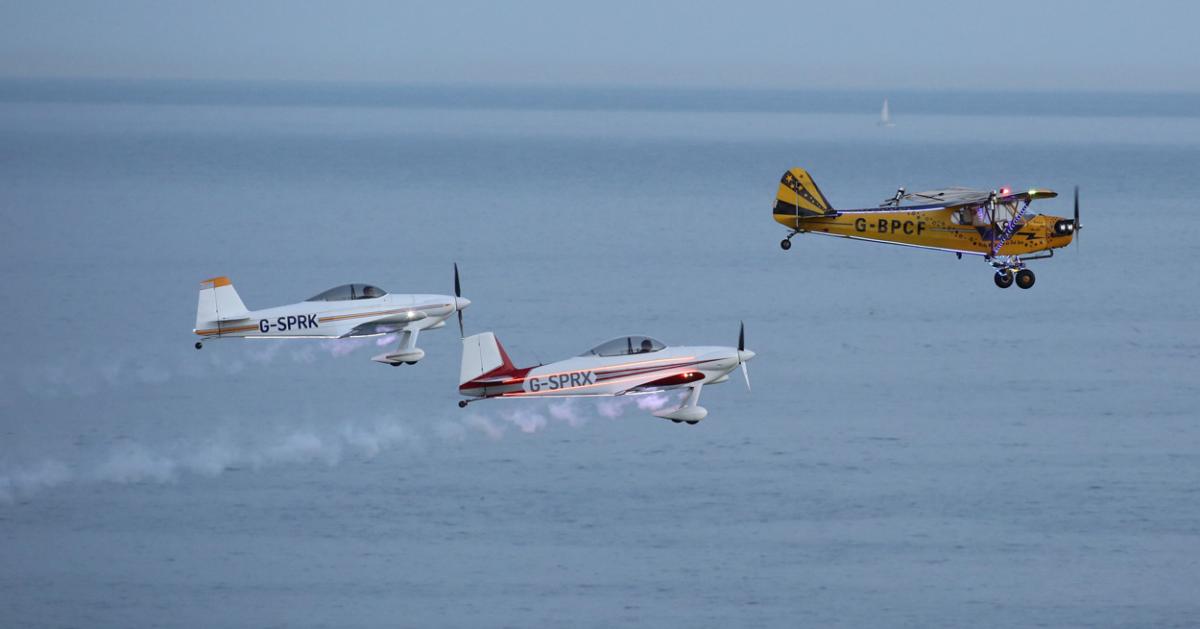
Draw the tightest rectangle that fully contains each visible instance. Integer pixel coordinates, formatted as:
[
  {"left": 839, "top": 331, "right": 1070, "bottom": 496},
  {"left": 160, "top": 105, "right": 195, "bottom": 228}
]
[
  {"left": 197, "top": 303, "right": 449, "bottom": 335},
  {"left": 194, "top": 323, "right": 258, "bottom": 336},
  {"left": 501, "top": 356, "right": 696, "bottom": 384}
]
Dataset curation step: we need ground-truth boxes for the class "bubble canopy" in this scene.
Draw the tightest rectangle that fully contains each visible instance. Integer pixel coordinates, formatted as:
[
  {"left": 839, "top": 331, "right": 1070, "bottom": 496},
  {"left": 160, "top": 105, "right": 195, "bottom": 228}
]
[
  {"left": 580, "top": 336, "right": 666, "bottom": 357},
  {"left": 306, "top": 284, "right": 387, "bottom": 302}
]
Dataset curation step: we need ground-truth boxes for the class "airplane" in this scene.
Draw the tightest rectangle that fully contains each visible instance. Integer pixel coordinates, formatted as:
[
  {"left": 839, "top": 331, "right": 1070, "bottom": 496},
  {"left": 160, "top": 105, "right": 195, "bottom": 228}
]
[
  {"left": 772, "top": 167, "right": 1082, "bottom": 289},
  {"left": 456, "top": 323, "right": 754, "bottom": 424},
  {"left": 192, "top": 264, "right": 470, "bottom": 366}
]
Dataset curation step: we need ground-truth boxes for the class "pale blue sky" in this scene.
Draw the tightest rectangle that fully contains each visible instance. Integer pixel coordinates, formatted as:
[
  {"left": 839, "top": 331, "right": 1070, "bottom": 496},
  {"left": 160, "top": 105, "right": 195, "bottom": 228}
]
[{"left": 1, "top": 0, "right": 1197, "bottom": 91}]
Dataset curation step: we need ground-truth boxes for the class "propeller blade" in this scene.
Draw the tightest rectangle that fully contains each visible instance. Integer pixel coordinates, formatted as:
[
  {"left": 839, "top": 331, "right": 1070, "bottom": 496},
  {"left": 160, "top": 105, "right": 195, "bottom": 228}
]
[
  {"left": 1074, "top": 186, "right": 1081, "bottom": 249},
  {"left": 741, "top": 361, "right": 751, "bottom": 392},
  {"left": 454, "top": 262, "right": 464, "bottom": 337},
  {"left": 738, "top": 321, "right": 745, "bottom": 352}
]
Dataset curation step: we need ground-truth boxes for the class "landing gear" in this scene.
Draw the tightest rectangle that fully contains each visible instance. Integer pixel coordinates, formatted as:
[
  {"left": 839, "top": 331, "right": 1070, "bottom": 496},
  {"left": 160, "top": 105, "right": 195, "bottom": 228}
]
[
  {"left": 405, "top": 361, "right": 418, "bottom": 365},
  {"left": 990, "top": 255, "right": 1039, "bottom": 290},
  {"left": 1015, "top": 269, "right": 1036, "bottom": 289},
  {"left": 686, "top": 420, "right": 699, "bottom": 425},
  {"left": 671, "top": 419, "right": 682, "bottom": 424},
  {"left": 780, "top": 230, "right": 798, "bottom": 251},
  {"left": 652, "top": 384, "right": 708, "bottom": 423},
  {"left": 458, "top": 400, "right": 469, "bottom": 408},
  {"left": 194, "top": 341, "right": 203, "bottom": 350},
  {"left": 993, "top": 270, "right": 1014, "bottom": 289}
]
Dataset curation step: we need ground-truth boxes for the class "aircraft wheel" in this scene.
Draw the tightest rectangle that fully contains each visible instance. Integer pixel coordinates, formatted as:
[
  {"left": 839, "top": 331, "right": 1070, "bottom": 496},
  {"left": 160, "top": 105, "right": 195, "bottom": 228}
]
[
  {"left": 686, "top": 421, "right": 699, "bottom": 425},
  {"left": 780, "top": 238, "right": 792, "bottom": 251},
  {"left": 671, "top": 419, "right": 682, "bottom": 424},
  {"left": 458, "top": 400, "right": 469, "bottom": 408},
  {"left": 993, "top": 270, "right": 1014, "bottom": 289},
  {"left": 391, "top": 363, "right": 402, "bottom": 367},
  {"left": 405, "top": 361, "right": 418, "bottom": 365},
  {"left": 1015, "top": 269, "right": 1036, "bottom": 289},
  {"left": 194, "top": 342, "right": 203, "bottom": 350}
]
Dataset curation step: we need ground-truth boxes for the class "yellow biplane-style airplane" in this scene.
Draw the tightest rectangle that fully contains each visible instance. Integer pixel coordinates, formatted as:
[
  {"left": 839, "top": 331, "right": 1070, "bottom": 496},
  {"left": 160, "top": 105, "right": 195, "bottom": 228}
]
[{"left": 772, "top": 167, "right": 1081, "bottom": 288}]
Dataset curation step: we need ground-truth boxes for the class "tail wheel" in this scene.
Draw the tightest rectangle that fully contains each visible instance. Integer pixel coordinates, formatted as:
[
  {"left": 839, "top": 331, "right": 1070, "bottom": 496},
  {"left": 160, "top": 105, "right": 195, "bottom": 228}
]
[
  {"left": 993, "top": 270, "right": 1014, "bottom": 289},
  {"left": 780, "top": 238, "right": 792, "bottom": 251},
  {"left": 1015, "top": 269, "right": 1036, "bottom": 289}
]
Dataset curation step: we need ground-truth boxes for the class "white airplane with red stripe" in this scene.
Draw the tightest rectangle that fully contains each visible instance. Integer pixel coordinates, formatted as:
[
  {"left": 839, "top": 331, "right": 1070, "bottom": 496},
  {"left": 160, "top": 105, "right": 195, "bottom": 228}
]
[
  {"left": 192, "top": 265, "right": 470, "bottom": 366},
  {"left": 457, "top": 324, "right": 754, "bottom": 424}
]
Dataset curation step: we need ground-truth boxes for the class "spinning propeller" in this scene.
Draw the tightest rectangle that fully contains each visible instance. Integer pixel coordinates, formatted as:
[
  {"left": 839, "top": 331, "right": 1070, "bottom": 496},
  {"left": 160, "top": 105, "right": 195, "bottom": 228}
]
[
  {"left": 1074, "top": 186, "right": 1082, "bottom": 249},
  {"left": 454, "top": 263, "right": 465, "bottom": 337},
  {"left": 737, "top": 321, "right": 752, "bottom": 392}
]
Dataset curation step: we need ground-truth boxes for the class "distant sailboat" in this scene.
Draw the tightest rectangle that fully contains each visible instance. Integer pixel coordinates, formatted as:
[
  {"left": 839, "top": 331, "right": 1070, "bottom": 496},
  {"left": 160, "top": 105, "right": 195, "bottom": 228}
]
[{"left": 879, "top": 98, "right": 895, "bottom": 127}]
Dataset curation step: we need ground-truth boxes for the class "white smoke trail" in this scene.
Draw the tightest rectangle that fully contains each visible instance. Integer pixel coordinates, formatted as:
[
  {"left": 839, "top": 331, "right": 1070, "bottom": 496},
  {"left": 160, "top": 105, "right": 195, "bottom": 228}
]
[
  {"left": 0, "top": 416, "right": 418, "bottom": 503},
  {"left": 462, "top": 413, "right": 506, "bottom": 440},
  {"left": 548, "top": 399, "right": 586, "bottom": 427},
  {"left": 0, "top": 459, "right": 72, "bottom": 503},
  {"left": 498, "top": 406, "right": 548, "bottom": 433},
  {"left": 9, "top": 330, "right": 419, "bottom": 403},
  {"left": 321, "top": 338, "right": 372, "bottom": 357},
  {"left": 636, "top": 393, "right": 672, "bottom": 411}
]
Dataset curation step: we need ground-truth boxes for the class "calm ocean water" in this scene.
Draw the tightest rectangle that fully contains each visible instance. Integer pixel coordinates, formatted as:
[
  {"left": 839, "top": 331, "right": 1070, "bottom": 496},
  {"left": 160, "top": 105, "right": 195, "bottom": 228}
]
[{"left": 1, "top": 81, "right": 1198, "bottom": 628}]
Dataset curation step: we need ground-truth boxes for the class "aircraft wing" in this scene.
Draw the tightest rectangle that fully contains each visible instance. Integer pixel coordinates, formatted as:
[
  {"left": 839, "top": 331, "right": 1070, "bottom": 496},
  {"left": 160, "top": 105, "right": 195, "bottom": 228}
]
[
  {"left": 899, "top": 187, "right": 1057, "bottom": 208},
  {"left": 337, "top": 310, "right": 428, "bottom": 338},
  {"left": 901, "top": 188, "right": 990, "bottom": 207},
  {"left": 998, "top": 188, "right": 1058, "bottom": 203}
]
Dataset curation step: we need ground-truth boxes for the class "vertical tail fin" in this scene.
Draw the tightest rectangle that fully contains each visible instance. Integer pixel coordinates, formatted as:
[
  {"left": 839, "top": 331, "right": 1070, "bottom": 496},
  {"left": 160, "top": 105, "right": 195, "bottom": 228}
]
[
  {"left": 773, "top": 167, "right": 835, "bottom": 219},
  {"left": 460, "top": 332, "right": 516, "bottom": 385},
  {"left": 195, "top": 276, "right": 250, "bottom": 328}
]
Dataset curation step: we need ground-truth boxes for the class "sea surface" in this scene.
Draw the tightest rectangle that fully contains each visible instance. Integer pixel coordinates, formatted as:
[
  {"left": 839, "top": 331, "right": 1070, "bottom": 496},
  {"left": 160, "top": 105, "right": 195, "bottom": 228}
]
[{"left": 1, "top": 80, "right": 1198, "bottom": 628}]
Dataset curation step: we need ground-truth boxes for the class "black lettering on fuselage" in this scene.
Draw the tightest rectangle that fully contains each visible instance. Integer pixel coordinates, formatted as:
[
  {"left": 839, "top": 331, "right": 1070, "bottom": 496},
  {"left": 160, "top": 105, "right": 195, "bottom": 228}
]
[{"left": 866, "top": 218, "right": 928, "bottom": 237}]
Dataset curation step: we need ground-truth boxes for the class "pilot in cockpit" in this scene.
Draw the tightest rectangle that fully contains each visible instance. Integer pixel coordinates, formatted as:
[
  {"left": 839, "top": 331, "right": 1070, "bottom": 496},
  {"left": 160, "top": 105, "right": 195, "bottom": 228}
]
[{"left": 639, "top": 339, "right": 654, "bottom": 353}]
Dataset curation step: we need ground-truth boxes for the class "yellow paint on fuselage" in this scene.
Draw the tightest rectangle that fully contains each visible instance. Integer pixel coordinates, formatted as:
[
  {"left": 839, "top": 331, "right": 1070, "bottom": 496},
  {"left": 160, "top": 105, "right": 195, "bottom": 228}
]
[{"left": 773, "top": 206, "right": 1074, "bottom": 256}]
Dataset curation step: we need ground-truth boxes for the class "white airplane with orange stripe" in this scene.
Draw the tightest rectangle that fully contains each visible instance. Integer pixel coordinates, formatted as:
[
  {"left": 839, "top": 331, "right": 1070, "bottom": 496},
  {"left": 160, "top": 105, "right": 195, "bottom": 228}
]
[
  {"left": 193, "top": 265, "right": 470, "bottom": 366},
  {"left": 457, "top": 324, "right": 754, "bottom": 424}
]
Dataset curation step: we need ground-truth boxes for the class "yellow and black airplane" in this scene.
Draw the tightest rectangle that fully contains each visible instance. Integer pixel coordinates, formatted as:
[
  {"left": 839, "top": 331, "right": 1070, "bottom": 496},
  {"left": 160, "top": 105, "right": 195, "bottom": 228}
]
[{"left": 772, "top": 167, "right": 1081, "bottom": 289}]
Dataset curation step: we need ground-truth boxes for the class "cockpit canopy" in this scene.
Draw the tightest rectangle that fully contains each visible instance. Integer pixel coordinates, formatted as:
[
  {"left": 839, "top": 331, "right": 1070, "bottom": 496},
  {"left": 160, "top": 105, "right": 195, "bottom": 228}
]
[
  {"left": 580, "top": 335, "right": 666, "bottom": 357},
  {"left": 306, "top": 284, "right": 387, "bottom": 302}
]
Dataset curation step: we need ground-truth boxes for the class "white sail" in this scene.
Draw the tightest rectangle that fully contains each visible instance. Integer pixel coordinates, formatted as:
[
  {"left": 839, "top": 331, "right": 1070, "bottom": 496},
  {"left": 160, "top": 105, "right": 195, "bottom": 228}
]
[{"left": 879, "top": 98, "right": 895, "bottom": 127}]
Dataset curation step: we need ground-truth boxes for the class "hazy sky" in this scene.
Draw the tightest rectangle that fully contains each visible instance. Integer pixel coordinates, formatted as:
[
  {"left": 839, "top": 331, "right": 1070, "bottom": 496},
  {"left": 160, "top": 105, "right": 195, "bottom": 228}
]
[{"left": 2, "top": 0, "right": 1198, "bottom": 91}]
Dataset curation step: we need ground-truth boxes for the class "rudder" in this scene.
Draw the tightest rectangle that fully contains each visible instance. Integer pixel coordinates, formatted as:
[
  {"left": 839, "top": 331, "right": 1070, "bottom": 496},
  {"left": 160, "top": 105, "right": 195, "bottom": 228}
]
[
  {"left": 460, "top": 332, "right": 516, "bottom": 385},
  {"left": 773, "top": 167, "right": 835, "bottom": 219},
  {"left": 195, "top": 276, "right": 250, "bottom": 329}
]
